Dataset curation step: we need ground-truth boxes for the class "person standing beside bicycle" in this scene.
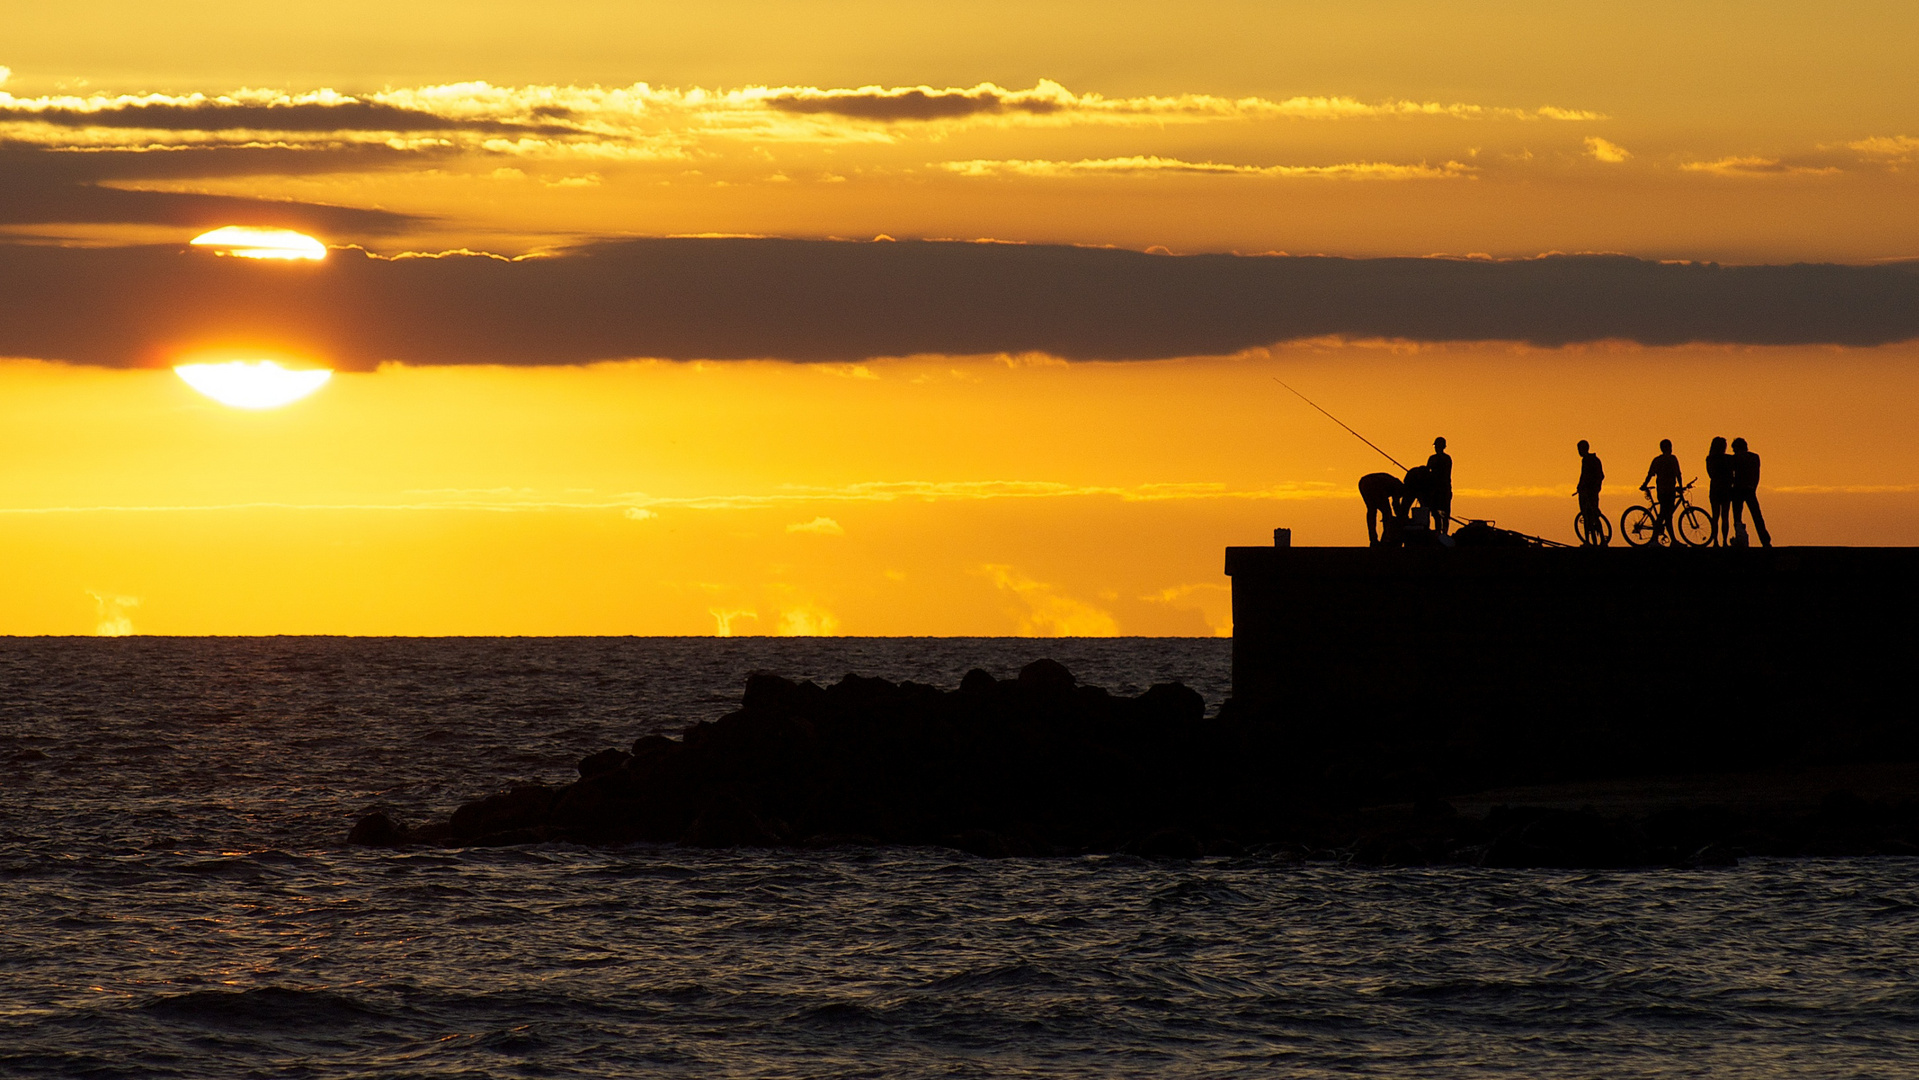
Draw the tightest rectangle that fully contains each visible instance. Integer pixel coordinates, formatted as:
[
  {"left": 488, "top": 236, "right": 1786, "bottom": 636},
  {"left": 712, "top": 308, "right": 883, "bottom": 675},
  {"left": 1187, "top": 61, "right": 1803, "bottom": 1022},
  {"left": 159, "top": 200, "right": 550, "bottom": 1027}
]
[
  {"left": 1730, "top": 437, "right": 1773, "bottom": 547},
  {"left": 1576, "top": 440, "right": 1606, "bottom": 545},
  {"left": 1706, "top": 436, "right": 1735, "bottom": 545},
  {"left": 1641, "top": 439, "right": 1683, "bottom": 541}
]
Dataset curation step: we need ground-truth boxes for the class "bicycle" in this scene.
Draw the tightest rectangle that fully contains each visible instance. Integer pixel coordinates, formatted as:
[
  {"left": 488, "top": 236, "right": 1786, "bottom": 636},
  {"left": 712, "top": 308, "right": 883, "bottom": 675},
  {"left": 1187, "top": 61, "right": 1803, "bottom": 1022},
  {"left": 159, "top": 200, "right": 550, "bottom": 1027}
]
[
  {"left": 1620, "top": 479, "right": 1711, "bottom": 547},
  {"left": 1573, "top": 499, "right": 1612, "bottom": 546}
]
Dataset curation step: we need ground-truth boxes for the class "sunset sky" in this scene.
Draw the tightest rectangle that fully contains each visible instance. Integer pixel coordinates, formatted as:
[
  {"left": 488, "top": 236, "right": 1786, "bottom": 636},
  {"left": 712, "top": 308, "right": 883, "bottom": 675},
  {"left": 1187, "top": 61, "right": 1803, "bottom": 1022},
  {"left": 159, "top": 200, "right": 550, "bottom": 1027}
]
[{"left": 3, "top": 1, "right": 1916, "bottom": 635}]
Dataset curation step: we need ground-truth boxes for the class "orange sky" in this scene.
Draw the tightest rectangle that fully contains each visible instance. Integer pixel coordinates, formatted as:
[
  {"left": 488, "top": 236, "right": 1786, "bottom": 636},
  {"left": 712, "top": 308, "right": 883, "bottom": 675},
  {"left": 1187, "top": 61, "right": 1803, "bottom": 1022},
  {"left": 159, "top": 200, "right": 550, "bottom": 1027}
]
[{"left": 2, "top": 3, "right": 1915, "bottom": 635}]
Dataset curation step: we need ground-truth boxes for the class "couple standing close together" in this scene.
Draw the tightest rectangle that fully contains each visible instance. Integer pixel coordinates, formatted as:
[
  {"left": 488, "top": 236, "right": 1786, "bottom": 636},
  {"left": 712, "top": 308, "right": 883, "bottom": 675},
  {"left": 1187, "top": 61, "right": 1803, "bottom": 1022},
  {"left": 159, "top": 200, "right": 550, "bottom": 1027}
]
[{"left": 1576, "top": 436, "right": 1771, "bottom": 547}]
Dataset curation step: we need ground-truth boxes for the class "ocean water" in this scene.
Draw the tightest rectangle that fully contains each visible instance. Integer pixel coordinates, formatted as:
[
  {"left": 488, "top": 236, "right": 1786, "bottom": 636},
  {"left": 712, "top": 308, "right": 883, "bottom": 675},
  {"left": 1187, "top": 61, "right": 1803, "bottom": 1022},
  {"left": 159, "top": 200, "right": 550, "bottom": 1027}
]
[{"left": 2, "top": 637, "right": 1916, "bottom": 1078}]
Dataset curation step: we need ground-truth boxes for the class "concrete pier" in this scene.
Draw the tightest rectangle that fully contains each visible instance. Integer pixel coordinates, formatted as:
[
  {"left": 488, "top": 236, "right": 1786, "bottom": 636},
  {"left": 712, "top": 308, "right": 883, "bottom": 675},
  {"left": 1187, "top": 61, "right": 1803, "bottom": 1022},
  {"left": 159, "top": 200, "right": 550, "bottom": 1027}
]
[{"left": 1225, "top": 546, "right": 1919, "bottom": 724}]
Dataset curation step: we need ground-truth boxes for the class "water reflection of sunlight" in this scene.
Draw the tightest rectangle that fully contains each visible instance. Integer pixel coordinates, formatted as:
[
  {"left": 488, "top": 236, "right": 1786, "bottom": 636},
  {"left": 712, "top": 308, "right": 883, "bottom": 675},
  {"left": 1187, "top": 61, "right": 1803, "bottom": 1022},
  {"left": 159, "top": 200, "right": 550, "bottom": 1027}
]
[
  {"left": 189, "top": 226, "right": 327, "bottom": 261},
  {"left": 175, "top": 361, "right": 332, "bottom": 409}
]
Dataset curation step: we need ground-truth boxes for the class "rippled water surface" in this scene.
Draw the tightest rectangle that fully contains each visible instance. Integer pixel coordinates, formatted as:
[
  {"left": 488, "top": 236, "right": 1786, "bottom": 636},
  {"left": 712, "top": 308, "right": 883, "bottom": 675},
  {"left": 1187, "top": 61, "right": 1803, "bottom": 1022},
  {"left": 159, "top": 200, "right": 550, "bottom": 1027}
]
[{"left": 3, "top": 638, "right": 1916, "bottom": 1078}]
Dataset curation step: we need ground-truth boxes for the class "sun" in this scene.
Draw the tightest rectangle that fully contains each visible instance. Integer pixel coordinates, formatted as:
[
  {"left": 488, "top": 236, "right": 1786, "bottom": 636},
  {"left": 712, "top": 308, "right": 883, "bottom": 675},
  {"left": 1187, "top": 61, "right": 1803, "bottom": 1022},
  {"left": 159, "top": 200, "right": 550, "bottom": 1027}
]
[
  {"left": 175, "top": 361, "right": 333, "bottom": 409},
  {"left": 189, "top": 226, "right": 327, "bottom": 261}
]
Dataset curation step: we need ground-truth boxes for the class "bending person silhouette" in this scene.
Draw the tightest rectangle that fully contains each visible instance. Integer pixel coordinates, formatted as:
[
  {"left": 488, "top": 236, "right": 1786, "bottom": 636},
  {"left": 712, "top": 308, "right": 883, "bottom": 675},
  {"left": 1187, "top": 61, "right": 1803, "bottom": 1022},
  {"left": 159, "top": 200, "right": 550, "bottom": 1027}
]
[
  {"left": 1427, "top": 437, "right": 1454, "bottom": 536},
  {"left": 1641, "top": 439, "right": 1682, "bottom": 540},
  {"left": 1706, "top": 436, "right": 1734, "bottom": 546},
  {"left": 1730, "top": 437, "right": 1773, "bottom": 547},
  {"left": 1359, "top": 472, "right": 1407, "bottom": 546},
  {"left": 1576, "top": 440, "right": 1605, "bottom": 545}
]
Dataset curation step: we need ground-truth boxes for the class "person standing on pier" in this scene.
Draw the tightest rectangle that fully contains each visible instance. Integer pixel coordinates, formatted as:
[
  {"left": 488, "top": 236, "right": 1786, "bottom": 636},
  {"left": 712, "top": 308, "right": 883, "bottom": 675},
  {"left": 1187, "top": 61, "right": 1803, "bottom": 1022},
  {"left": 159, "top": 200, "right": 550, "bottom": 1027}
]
[
  {"left": 1730, "top": 437, "right": 1773, "bottom": 547},
  {"left": 1427, "top": 437, "right": 1454, "bottom": 536},
  {"left": 1642, "top": 439, "right": 1683, "bottom": 541},
  {"left": 1706, "top": 436, "right": 1735, "bottom": 546},
  {"left": 1576, "top": 440, "right": 1606, "bottom": 545}
]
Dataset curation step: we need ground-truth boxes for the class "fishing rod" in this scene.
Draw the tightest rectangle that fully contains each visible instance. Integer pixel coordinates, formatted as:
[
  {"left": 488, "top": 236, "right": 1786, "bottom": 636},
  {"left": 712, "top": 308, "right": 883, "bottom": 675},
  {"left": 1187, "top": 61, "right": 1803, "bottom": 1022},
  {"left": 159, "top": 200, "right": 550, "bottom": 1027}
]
[
  {"left": 1271, "top": 376, "right": 1572, "bottom": 547},
  {"left": 1270, "top": 377, "right": 1408, "bottom": 472}
]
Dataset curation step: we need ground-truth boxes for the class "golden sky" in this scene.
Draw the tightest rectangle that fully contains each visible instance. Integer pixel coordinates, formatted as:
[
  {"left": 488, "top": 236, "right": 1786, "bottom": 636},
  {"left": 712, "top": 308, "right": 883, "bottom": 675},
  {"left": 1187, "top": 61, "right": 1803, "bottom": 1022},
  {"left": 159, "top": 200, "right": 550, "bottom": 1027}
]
[{"left": 2, "top": 2, "right": 1916, "bottom": 635}]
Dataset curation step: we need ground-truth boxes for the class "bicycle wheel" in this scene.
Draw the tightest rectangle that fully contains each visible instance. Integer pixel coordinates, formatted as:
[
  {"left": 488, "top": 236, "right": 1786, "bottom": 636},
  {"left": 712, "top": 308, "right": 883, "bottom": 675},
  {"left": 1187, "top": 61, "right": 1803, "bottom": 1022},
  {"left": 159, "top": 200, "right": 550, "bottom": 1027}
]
[
  {"left": 1675, "top": 505, "right": 1713, "bottom": 547},
  {"left": 1620, "top": 505, "right": 1663, "bottom": 547},
  {"left": 1573, "top": 509, "right": 1612, "bottom": 547}
]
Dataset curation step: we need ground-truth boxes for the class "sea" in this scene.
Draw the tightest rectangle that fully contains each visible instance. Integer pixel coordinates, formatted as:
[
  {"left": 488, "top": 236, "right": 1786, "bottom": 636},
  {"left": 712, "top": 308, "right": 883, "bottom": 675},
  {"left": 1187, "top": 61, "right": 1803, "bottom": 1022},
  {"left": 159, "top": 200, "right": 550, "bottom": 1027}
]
[{"left": 2, "top": 637, "right": 1916, "bottom": 1078}]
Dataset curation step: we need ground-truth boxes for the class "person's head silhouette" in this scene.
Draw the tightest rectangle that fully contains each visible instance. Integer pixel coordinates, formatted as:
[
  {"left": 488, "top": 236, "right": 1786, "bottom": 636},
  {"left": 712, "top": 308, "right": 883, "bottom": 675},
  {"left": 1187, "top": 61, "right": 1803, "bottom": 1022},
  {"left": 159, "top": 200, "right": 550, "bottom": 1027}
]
[
  {"left": 1660, "top": 438, "right": 1673, "bottom": 454},
  {"left": 1434, "top": 437, "right": 1447, "bottom": 452},
  {"left": 1577, "top": 439, "right": 1591, "bottom": 455},
  {"left": 1711, "top": 436, "right": 1727, "bottom": 455},
  {"left": 1732, "top": 437, "right": 1748, "bottom": 453}
]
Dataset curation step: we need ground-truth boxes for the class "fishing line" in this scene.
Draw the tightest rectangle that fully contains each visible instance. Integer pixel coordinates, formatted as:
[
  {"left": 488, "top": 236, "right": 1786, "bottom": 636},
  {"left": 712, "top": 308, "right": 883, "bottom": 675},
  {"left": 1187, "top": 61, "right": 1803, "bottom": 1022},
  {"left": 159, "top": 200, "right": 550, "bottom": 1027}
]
[{"left": 1270, "top": 377, "right": 1408, "bottom": 472}]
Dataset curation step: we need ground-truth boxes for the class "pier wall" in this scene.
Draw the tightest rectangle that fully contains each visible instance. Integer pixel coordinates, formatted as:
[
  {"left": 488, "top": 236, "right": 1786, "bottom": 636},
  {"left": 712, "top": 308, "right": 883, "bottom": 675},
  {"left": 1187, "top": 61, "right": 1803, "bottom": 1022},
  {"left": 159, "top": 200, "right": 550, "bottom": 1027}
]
[{"left": 1225, "top": 546, "right": 1919, "bottom": 734}]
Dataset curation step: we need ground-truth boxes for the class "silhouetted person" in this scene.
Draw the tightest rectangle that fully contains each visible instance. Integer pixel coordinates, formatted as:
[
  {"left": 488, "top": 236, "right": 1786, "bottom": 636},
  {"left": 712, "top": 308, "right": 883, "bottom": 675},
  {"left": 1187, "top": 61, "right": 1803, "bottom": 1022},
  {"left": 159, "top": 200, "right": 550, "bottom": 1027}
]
[
  {"left": 1730, "top": 437, "right": 1772, "bottom": 547},
  {"left": 1642, "top": 438, "right": 1682, "bottom": 540},
  {"left": 1427, "top": 437, "right": 1453, "bottom": 535},
  {"left": 1705, "top": 435, "right": 1734, "bottom": 546},
  {"left": 1359, "top": 472, "right": 1406, "bottom": 546},
  {"left": 1401, "top": 464, "right": 1434, "bottom": 527},
  {"left": 1576, "top": 440, "right": 1605, "bottom": 544}
]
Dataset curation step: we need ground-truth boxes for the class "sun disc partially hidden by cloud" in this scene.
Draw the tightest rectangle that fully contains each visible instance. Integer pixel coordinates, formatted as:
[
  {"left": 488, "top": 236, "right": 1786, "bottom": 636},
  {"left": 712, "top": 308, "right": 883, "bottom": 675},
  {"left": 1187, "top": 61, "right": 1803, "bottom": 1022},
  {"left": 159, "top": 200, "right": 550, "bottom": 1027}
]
[
  {"left": 189, "top": 226, "right": 327, "bottom": 261},
  {"left": 175, "top": 361, "right": 332, "bottom": 409}
]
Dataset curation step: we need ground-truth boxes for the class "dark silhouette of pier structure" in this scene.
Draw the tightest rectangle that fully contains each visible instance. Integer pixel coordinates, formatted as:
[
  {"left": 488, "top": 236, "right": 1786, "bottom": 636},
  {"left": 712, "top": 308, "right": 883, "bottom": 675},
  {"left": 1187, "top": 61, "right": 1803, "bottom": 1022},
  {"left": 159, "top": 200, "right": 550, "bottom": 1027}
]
[{"left": 1225, "top": 541, "right": 1919, "bottom": 776}]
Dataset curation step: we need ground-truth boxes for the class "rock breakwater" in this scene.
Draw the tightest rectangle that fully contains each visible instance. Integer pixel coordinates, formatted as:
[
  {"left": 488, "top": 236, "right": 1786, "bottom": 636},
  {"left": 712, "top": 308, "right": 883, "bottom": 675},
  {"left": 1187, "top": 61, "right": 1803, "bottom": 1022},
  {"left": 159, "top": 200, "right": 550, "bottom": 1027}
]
[{"left": 351, "top": 660, "right": 1919, "bottom": 865}]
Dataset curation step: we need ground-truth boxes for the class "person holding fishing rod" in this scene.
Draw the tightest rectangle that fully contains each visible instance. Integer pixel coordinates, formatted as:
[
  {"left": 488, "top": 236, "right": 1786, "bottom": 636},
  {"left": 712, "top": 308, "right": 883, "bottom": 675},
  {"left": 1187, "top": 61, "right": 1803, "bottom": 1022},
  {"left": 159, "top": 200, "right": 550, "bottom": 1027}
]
[
  {"left": 1427, "top": 437, "right": 1454, "bottom": 537},
  {"left": 1273, "top": 378, "right": 1454, "bottom": 544}
]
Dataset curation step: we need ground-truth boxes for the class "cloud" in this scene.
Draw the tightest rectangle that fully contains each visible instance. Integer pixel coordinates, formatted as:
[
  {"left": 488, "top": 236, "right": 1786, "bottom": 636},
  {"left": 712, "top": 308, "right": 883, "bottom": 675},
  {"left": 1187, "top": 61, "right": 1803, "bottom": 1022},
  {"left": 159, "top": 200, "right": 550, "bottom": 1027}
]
[
  {"left": 1140, "top": 582, "right": 1233, "bottom": 637},
  {"left": 0, "top": 76, "right": 1605, "bottom": 234},
  {"left": 0, "top": 480, "right": 1354, "bottom": 517},
  {"left": 764, "top": 81, "right": 1592, "bottom": 124},
  {"left": 3, "top": 97, "right": 568, "bottom": 135},
  {"left": 1584, "top": 136, "right": 1630, "bottom": 163},
  {"left": 777, "top": 604, "right": 840, "bottom": 636},
  {"left": 942, "top": 156, "right": 1472, "bottom": 180},
  {"left": 0, "top": 142, "right": 432, "bottom": 232},
  {"left": 1849, "top": 135, "right": 1919, "bottom": 161},
  {"left": 1, "top": 78, "right": 1600, "bottom": 159},
  {"left": 87, "top": 590, "right": 139, "bottom": 636},
  {"left": 4, "top": 237, "right": 1914, "bottom": 369},
  {"left": 709, "top": 608, "right": 758, "bottom": 636},
  {"left": 786, "top": 516, "right": 845, "bottom": 535},
  {"left": 982, "top": 565, "right": 1118, "bottom": 637},
  {"left": 624, "top": 479, "right": 1346, "bottom": 511},
  {"left": 1536, "top": 106, "right": 1606, "bottom": 121},
  {"left": 1680, "top": 155, "right": 1841, "bottom": 177},
  {"left": 768, "top": 83, "right": 1067, "bottom": 121}
]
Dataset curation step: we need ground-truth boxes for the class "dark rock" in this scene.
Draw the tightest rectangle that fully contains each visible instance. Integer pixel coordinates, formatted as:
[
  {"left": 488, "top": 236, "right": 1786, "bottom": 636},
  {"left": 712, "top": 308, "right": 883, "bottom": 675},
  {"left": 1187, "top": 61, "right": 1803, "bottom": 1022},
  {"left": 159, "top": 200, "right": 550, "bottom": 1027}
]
[
  {"left": 683, "top": 795, "right": 780, "bottom": 847},
  {"left": 356, "top": 661, "right": 1919, "bottom": 863},
  {"left": 8, "top": 749, "right": 49, "bottom": 764},
  {"left": 578, "top": 748, "right": 631, "bottom": 779},
  {"left": 959, "top": 668, "right": 997, "bottom": 694},
  {"left": 449, "top": 785, "right": 557, "bottom": 842},
  {"left": 1132, "top": 827, "right": 1204, "bottom": 860},
  {"left": 948, "top": 829, "right": 1013, "bottom": 858},
  {"left": 1135, "top": 681, "right": 1204, "bottom": 726},
  {"left": 1685, "top": 844, "right": 1739, "bottom": 868},
  {"left": 741, "top": 673, "right": 825, "bottom": 713},
  {"left": 347, "top": 812, "right": 408, "bottom": 847},
  {"left": 1017, "top": 658, "right": 1076, "bottom": 694},
  {"left": 801, "top": 832, "right": 884, "bottom": 849},
  {"left": 1482, "top": 807, "right": 1640, "bottom": 868},
  {"left": 629, "top": 733, "right": 683, "bottom": 767}
]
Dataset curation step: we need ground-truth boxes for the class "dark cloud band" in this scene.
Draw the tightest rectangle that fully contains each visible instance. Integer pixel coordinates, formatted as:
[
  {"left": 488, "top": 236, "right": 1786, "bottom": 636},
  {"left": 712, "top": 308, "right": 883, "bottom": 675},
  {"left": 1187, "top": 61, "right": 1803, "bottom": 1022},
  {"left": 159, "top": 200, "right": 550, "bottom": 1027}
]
[
  {"left": 3, "top": 101, "right": 571, "bottom": 135},
  {"left": 0, "top": 142, "right": 434, "bottom": 233},
  {"left": 1, "top": 238, "right": 1913, "bottom": 369}
]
